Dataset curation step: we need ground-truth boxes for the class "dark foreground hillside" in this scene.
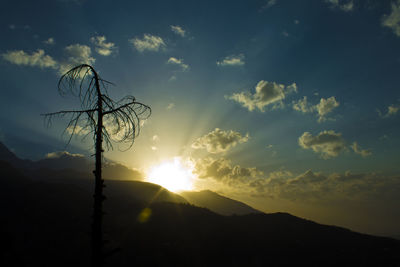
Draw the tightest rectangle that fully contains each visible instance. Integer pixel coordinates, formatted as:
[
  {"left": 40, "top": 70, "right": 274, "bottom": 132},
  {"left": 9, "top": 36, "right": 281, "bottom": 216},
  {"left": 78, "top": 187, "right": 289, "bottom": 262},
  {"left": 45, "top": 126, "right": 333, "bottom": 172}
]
[{"left": 0, "top": 160, "right": 399, "bottom": 267}]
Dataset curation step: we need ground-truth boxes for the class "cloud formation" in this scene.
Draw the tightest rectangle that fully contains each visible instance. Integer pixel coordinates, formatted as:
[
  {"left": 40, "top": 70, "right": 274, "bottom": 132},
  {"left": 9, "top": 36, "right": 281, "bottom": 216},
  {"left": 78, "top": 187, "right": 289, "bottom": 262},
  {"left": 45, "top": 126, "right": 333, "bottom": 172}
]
[
  {"left": 194, "top": 157, "right": 263, "bottom": 183},
  {"left": 382, "top": 0, "right": 400, "bottom": 37},
  {"left": 292, "top": 96, "right": 314, "bottom": 113},
  {"left": 298, "top": 130, "right": 346, "bottom": 159},
  {"left": 379, "top": 104, "right": 400, "bottom": 118},
  {"left": 129, "top": 34, "right": 166, "bottom": 52},
  {"left": 45, "top": 151, "right": 84, "bottom": 159},
  {"left": 217, "top": 54, "right": 245, "bottom": 66},
  {"left": 2, "top": 49, "right": 58, "bottom": 69},
  {"left": 59, "top": 44, "right": 95, "bottom": 74},
  {"left": 192, "top": 128, "right": 249, "bottom": 154},
  {"left": 167, "top": 57, "right": 189, "bottom": 71},
  {"left": 252, "top": 169, "right": 400, "bottom": 205},
  {"left": 316, "top": 96, "right": 340, "bottom": 122},
  {"left": 325, "top": 0, "right": 354, "bottom": 12},
  {"left": 292, "top": 96, "right": 339, "bottom": 122},
  {"left": 351, "top": 142, "right": 372, "bottom": 157},
  {"left": 90, "top": 35, "right": 117, "bottom": 56},
  {"left": 170, "top": 25, "right": 186, "bottom": 37},
  {"left": 43, "top": 37, "right": 55, "bottom": 45},
  {"left": 227, "top": 80, "right": 297, "bottom": 112},
  {"left": 260, "top": 0, "right": 277, "bottom": 11}
]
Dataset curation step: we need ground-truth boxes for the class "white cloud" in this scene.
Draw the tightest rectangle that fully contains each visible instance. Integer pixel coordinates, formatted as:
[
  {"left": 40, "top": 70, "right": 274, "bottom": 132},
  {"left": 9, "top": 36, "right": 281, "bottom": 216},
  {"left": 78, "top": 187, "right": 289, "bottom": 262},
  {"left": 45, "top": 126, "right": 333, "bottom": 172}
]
[
  {"left": 315, "top": 96, "right": 340, "bottom": 122},
  {"left": 292, "top": 96, "right": 339, "bottom": 122},
  {"left": 129, "top": 34, "right": 166, "bottom": 52},
  {"left": 45, "top": 151, "right": 84, "bottom": 159},
  {"left": 379, "top": 104, "right": 400, "bottom": 118},
  {"left": 325, "top": 0, "right": 354, "bottom": 12},
  {"left": 43, "top": 37, "right": 55, "bottom": 45},
  {"left": 2, "top": 49, "right": 58, "bottom": 69},
  {"left": 167, "top": 57, "right": 189, "bottom": 71},
  {"left": 298, "top": 130, "right": 346, "bottom": 159},
  {"left": 227, "top": 80, "right": 297, "bottom": 112},
  {"left": 292, "top": 96, "right": 314, "bottom": 113},
  {"left": 192, "top": 128, "right": 249, "bottom": 154},
  {"left": 59, "top": 44, "right": 95, "bottom": 75},
  {"left": 383, "top": 0, "right": 400, "bottom": 37},
  {"left": 351, "top": 142, "right": 372, "bottom": 157},
  {"left": 194, "top": 157, "right": 263, "bottom": 183},
  {"left": 170, "top": 25, "right": 186, "bottom": 37},
  {"left": 90, "top": 35, "right": 117, "bottom": 56},
  {"left": 217, "top": 54, "right": 245, "bottom": 67}
]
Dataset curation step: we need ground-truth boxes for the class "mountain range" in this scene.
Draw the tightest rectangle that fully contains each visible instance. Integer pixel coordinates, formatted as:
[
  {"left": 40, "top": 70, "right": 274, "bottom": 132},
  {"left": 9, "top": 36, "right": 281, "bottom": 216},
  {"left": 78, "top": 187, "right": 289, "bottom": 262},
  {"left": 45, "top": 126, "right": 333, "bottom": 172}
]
[{"left": 0, "top": 142, "right": 399, "bottom": 266}]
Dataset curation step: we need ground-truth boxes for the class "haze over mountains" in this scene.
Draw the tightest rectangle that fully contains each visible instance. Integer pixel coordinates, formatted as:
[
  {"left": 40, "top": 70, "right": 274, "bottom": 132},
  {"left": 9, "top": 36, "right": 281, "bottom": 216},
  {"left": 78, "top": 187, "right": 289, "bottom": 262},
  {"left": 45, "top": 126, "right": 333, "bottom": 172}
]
[{"left": 0, "top": 142, "right": 399, "bottom": 266}]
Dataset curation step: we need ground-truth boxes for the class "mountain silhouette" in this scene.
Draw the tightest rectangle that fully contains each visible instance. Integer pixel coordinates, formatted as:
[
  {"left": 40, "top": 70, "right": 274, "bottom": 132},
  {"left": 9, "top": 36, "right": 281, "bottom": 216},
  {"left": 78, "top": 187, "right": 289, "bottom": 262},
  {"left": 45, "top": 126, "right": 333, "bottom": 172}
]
[
  {"left": 0, "top": 142, "right": 399, "bottom": 266},
  {"left": 0, "top": 141, "right": 144, "bottom": 181},
  {"left": 180, "top": 190, "right": 260, "bottom": 215}
]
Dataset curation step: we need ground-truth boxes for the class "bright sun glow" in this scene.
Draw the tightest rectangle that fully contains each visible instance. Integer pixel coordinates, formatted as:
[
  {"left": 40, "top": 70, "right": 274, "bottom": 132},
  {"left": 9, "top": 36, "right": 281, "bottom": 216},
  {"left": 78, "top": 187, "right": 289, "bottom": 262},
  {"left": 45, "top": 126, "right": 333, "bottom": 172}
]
[{"left": 146, "top": 157, "right": 195, "bottom": 192}]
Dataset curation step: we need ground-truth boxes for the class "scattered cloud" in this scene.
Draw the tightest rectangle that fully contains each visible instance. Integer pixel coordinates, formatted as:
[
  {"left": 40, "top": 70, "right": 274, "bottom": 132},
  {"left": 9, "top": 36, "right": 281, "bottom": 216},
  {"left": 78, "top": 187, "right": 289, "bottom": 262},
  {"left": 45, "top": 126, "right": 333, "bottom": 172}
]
[
  {"left": 194, "top": 157, "right": 263, "bottom": 183},
  {"left": 299, "top": 131, "right": 372, "bottom": 159},
  {"left": 129, "top": 34, "right": 166, "bottom": 52},
  {"left": 59, "top": 44, "right": 95, "bottom": 75},
  {"left": 90, "top": 35, "right": 117, "bottom": 56},
  {"left": 378, "top": 104, "right": 400, "bottom": 118},
  {"left": 192, "top": 128, "right": 249, "bottom": 154},
  {"left": 292, "top": 96, "right": 339, "bottom": 122},
  {"left": 45, "top": 151, "right": 84, "bottom": 159},
  {"left": 8, "top": 24, "right": 16, "bottom": 30},
  {"left": 167, "top": 57, "right": 189, "bottom": 71},
  {"left": 166, "top": 103, "right": 175, "bottom": 110},
  {"left": 298, "top": 130, "right": 346, "bottom": 159},
  {"left": 217, "top": 54, "right": 245, "bottom": 67},
  {"left": 227, "top": 80, "right": 297, "bottom": 112},
  {"left": 351, "top": 142, "right": 372, "bottom": 157},
  {"left": 2, "top": 49, "right": 58, "bottom": 69},
  {"left": 383, "top": 0, "right": 400, "bottom": 37},
  {"left": 294, "top": 20, "right": 300, "bottom": 24},
  {"left": 170, "top": 25, "right": 186, "bottom": 37},
  {"left": 43, "top": 37, "right": 55, "bottom": 45},
  {"left": 252, "top": 169, "right": 400, "bottom": 206},
  {"left": 292, "top": 96, "right": 314, "bottom": 113},
  {"left": 325, "top": 0, "right": 354, "bottom": 12},
  {"left": 315, "top": 96, "right": 340, "bottom": 122},
  {"left": 260, "top": 0, "right": 277, "bottom": 11}
]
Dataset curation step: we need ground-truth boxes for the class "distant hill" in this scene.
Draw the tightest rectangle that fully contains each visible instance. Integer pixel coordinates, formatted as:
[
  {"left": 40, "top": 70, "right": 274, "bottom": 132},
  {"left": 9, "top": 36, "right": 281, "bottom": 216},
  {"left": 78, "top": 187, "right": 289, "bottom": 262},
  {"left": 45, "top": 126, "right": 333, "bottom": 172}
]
[
  {"left": 180, "top": 190, "right": 261, "bottom": 216},
  {"left": 0, "top": 161, "right": 399, "bottom": 266},
  {"left": 0, "top": 141, "right": 144, "bottom": 181}
]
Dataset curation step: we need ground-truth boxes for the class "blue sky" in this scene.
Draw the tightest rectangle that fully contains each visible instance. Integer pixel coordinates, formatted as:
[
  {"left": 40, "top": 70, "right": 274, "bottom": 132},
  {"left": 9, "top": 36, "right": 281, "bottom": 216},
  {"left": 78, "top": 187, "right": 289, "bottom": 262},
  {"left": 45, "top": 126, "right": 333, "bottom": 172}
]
[{"left": 1, "top": 0, "right": 400, "bottom": 236}]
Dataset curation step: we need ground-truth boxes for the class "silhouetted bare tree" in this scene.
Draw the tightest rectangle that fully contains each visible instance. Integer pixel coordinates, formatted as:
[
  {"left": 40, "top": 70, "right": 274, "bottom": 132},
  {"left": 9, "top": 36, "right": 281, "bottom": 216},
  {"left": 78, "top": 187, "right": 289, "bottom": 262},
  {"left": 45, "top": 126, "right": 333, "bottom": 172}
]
[{"left": 43, "top": 64, "right": 151, "bottom": 267}]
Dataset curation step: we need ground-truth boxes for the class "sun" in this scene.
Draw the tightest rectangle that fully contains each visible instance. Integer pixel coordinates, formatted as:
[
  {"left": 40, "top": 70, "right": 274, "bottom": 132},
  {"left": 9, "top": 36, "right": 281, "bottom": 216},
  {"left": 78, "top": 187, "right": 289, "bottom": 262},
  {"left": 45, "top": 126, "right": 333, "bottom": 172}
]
[{"left": 146, "top": 157, "right": 195, "bottom": 192}]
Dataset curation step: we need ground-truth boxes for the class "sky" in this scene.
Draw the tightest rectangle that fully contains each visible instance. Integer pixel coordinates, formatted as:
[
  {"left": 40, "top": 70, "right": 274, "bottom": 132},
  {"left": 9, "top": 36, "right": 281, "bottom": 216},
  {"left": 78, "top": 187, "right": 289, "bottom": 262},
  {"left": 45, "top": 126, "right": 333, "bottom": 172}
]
[{"left": 1, "top": 0, "right": 400, "bottom": 237}]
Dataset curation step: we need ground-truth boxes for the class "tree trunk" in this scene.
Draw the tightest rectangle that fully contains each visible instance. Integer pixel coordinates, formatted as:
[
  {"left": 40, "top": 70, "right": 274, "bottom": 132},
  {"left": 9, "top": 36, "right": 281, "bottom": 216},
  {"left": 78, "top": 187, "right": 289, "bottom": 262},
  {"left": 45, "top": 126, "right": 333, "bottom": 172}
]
[{"left": 91, "top": 70, "right": 104, "bottom": 267}]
